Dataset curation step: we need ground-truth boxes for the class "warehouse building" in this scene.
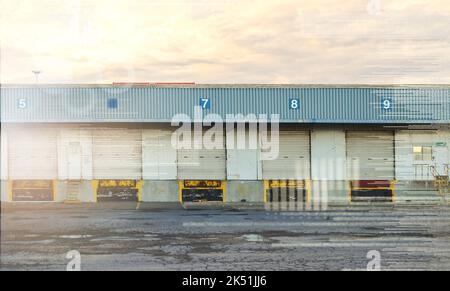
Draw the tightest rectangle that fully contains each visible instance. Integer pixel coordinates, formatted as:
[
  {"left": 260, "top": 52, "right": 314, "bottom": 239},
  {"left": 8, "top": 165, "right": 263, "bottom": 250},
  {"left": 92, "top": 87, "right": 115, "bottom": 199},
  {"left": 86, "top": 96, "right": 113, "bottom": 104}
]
[{"left": 1, "top": 84, "right": 449, "bottom": 207}]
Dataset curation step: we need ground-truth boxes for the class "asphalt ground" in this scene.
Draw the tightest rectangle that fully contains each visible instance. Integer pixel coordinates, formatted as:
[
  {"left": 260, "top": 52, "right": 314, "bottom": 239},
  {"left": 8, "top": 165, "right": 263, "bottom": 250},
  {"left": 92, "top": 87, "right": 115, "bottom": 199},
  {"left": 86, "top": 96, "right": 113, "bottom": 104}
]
[{"left": 1, "top": 204, "right": 450, "bottom": 271}]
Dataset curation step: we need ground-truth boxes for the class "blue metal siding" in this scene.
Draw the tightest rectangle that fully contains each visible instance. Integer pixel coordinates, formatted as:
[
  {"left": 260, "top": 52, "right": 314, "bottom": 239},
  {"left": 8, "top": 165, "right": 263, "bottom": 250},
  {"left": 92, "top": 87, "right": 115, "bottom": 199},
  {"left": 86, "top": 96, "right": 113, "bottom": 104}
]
[{"left": 1, "top": 86, "right": 449, "bottom": 123}]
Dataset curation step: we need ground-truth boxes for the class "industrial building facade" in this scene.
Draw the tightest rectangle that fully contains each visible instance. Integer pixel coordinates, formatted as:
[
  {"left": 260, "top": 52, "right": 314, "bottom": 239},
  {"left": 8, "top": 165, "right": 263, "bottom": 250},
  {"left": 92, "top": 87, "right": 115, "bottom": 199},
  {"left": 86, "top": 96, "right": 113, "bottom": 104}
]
[{"left": 1, "top": 84, "right": 449, "bottom": 206}]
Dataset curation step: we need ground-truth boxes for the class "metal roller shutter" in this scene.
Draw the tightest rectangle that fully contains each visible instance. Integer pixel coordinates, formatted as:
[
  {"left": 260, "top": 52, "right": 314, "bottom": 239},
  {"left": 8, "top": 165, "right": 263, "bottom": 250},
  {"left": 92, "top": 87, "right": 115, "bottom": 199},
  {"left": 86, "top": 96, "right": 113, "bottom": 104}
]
[
  {"left": 142, "top": 129, "right": 177, "bottom": 180},
  {"left": 93, "top": 129, "right": 142, "bottom": 179},
  {"left": 178, "top": 130, "right": 226, "bottom": 180},
  {"left": 262, "top": 131, "right": 310, "bottom": 180},
  {"left": 346, "top": 131, "right": 395, "bottom": 180},
  {"left": 9, "top": 128, "right": 58, "bottom": 180}
]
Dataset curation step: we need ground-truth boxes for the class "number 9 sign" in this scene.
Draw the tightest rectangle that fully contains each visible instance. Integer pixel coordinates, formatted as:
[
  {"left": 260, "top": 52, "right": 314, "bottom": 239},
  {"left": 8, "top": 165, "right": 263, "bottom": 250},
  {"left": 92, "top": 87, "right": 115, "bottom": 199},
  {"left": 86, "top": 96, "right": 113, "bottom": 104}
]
[{"left": 381, "top": 98, "right": 392, "bottom": 110}]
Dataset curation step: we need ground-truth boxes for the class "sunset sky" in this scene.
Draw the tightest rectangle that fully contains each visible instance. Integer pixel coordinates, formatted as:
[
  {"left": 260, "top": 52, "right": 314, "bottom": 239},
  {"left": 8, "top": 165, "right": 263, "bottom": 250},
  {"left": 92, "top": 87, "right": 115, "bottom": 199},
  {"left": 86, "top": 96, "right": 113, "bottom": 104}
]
[{"left": 0, "top": 0, "right": 449, "bottom": 84}]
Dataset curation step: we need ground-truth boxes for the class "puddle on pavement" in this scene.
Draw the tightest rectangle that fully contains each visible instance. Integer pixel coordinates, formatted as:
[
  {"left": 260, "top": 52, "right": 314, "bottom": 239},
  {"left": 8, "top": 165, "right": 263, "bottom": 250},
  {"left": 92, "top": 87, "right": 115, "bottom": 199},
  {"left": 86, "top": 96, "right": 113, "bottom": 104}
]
[
  {"left": 241, "top": 234, "right": 265, "bottom": 242},
  {"left": 58, "top": 235, "right": 93, "bottom": 239}
]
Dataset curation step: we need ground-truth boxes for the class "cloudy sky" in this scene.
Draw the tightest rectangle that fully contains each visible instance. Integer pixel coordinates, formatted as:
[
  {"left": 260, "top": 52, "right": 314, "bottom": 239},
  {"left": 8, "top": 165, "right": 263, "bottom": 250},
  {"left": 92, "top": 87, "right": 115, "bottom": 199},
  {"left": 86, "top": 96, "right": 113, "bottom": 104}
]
[{"left": 0, "top": 0, "right": 449, "bottom": 84}]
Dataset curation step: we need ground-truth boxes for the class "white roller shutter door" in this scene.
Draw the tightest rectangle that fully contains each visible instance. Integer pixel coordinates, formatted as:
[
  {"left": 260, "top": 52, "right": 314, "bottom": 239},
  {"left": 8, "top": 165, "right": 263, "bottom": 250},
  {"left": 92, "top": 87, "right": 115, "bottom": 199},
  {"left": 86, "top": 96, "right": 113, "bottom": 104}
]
[
  {"left": 178, "top": 130, "right": 226, "bottom": 180},
  {"left": 346, "top": 131, "right": 395, "bottom": 180},
  {"left": 93, "top": 129, "right": 142, "bottom": 179},
  {"left": 9, "top": 128, "right": 58, "bottom": 179},
  {"left": 262, "top": 131, "right": 310, "bottom": 180},
  {"left": 142, "top": 129, "right": 177, "bottom": 180}
]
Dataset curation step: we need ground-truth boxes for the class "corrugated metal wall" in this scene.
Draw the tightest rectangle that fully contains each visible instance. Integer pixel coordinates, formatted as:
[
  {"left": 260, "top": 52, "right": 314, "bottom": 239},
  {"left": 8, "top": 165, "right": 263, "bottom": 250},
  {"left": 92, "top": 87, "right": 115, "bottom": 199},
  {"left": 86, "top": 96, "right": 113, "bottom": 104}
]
[{"left": 1, "top": 86, "right": 449, "bottom": 123}]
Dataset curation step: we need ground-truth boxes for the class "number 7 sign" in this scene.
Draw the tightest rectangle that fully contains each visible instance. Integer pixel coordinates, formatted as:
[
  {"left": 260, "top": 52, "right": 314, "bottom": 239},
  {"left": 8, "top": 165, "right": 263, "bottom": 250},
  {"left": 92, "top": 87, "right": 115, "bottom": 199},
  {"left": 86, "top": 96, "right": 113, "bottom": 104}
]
[{"left": 200, "top": 98, "right": 211, "bottom": 109}]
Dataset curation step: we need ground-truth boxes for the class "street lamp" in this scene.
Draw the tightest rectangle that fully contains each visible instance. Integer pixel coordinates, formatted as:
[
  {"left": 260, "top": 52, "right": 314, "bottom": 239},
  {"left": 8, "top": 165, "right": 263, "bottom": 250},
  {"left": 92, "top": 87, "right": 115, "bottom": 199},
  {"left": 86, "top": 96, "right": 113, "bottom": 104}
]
[{"left": 32, "top": 70, "right": 42, "bottom": 83}]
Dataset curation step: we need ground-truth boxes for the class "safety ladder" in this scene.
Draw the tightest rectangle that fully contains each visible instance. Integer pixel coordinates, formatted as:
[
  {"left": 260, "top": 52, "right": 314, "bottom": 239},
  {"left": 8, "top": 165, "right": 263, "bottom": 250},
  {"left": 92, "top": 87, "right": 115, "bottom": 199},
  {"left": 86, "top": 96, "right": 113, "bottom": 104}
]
[{"left": 430, "top": 165, "right": 449, "bottom": 197}]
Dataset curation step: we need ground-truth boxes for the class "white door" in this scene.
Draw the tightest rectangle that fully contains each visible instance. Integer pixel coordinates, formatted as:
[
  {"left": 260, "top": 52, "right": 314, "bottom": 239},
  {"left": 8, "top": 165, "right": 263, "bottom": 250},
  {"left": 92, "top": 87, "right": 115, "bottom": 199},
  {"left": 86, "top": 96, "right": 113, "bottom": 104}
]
[
  {"left": 262, "top": 131, "right": 310, "bottom": 180},
  {"left": 67, "top": 142, "right": 82, "bottom": 180},
  {"left": 347, "top": 131, "right": 395, "bottom": 180}
]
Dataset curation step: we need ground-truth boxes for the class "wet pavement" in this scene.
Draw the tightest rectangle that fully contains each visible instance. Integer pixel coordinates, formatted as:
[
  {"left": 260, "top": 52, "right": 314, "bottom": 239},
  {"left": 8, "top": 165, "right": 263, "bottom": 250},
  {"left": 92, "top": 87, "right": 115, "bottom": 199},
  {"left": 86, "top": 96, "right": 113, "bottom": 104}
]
[{"left": 1, "top": 204, "right": 450, "bottom": 270}]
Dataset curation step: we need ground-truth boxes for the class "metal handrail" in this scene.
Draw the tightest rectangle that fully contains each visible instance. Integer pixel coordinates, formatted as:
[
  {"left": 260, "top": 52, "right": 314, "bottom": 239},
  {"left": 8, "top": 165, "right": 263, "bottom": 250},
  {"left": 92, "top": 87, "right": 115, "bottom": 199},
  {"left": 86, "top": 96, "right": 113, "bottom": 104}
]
[
  {"left": 430, "top": 165, "right": 449, "bottom": 196},
  {"left": 430, "top": 165, "right": 439, "bottom": 178},
  {"left": 414, "top": 164, "right": 432, "bottom": 180}
]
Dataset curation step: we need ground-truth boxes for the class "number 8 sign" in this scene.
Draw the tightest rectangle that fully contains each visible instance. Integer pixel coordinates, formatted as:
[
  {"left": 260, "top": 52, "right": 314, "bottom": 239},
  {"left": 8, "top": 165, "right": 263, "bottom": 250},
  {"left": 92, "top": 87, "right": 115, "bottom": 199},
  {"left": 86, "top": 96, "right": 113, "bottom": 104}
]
[{"left": 290, "top": 98, "right": 299, "bottom": 110}]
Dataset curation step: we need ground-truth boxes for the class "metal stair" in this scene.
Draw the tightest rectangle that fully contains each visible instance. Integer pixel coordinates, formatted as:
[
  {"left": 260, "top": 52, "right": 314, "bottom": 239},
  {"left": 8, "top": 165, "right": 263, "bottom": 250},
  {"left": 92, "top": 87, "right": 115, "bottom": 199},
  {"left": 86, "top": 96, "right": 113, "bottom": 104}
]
[
  {"left": 430, "top": 165, "right": 449, "bottom": 197},
  {"left": 65, "top": 180, "right": 81, "bottom": 203}
]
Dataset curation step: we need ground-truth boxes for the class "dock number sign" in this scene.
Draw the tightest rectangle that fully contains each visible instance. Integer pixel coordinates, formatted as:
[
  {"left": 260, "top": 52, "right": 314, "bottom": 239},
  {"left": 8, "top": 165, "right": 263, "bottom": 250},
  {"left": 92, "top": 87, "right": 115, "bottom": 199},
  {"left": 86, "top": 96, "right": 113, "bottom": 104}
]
[
  {"left": 17, "top": 98, "right": 27, "bottom": 109},
  {"left": 200, "top": 98, "right": 211, "bottom": 109},
  {"left": 381, "top": 98, "right": 392, "bottom": 110},
  {"left": 290, "top": 98, "right": 299, "bottom": 110}
]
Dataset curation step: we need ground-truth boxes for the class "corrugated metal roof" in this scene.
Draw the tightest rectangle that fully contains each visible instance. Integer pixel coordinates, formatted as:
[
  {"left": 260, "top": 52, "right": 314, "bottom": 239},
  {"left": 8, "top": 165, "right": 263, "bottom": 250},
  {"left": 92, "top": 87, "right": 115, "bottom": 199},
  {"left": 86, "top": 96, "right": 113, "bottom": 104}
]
[
  {"left": 3, "top": 83, "right": 450, "bottom": 88},
  {"left": 1, "top": 85, "right": 449, "bottom": 123}
]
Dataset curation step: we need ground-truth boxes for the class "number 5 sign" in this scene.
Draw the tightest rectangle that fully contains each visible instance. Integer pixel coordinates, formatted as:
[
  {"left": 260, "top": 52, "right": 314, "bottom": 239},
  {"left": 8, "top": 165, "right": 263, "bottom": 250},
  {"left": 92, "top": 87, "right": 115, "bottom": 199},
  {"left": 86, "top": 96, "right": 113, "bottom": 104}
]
[
  {"left": 200, "top": 98, "right": 211, "bottom": 109},
  {"left": 17, "top": 98, "right": 27, "bottom": 109}
]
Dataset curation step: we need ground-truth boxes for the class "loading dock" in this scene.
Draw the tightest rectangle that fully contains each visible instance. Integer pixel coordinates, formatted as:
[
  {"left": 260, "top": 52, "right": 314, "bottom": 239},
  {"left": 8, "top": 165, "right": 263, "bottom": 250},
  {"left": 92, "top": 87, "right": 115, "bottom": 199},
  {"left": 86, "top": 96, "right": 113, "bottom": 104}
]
[
  {"left": 179, "top": 180, "right": 226, "bottom": 203},
  {"left": 346, "top": 131, "right": 395, "bottom": 202},
  {"left": 177, "top": 128, "right": 226, "bottom": 203},
  {"left": 10, "top": 180, "right": 55, "bottom": 202},
  {"left": 349, "top": 180, "right": 396, "bottom": 203},
  {"left": 94, "top": 180, "right": 142, "bottom": 202},
  {"left": 264, "top": 180, "right": 311, "bottom": 210},
  {"left": 5, "top": 127, "right": 57, "bottom": 202},
  {"left": 1, "top": 85, "right": 449, "bottom": 205}
]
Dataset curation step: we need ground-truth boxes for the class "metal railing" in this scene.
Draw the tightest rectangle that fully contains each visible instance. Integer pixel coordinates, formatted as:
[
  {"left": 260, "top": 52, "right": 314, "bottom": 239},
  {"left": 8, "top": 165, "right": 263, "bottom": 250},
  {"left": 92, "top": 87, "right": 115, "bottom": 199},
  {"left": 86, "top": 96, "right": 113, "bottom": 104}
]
[
  {"left": 430, "top": 165, "right": 449, "bottom": 196},
  {"left": 414, "top": 164, "right": 432, "bottom": 180}
]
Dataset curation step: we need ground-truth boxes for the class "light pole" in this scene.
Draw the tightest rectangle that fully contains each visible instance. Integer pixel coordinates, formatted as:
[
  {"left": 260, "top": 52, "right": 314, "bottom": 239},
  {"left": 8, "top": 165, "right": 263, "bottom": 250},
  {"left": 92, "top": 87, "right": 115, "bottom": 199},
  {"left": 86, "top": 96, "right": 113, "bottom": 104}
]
[{"left": 32, "top": 70, "right": 41, "bottom": 83}]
